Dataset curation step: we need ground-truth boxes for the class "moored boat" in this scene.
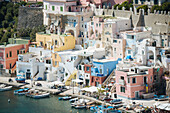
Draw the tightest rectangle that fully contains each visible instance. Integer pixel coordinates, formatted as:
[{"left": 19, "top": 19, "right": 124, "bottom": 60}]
[
  {"left": 15, "top": 77, "right": 25, "bottom": 83},
  {"left": 31, "top": 92, "right": 50, "bottom": 99},
  {"left": 14, "top": 88, "right": 29, "bottom": 95},
  {"left": 75, "top": 104, "right": 86, "bottom": 109},
  {"left": 110, "top": 99, "right": 122, "bottom": 104},
  {"left": 0, "top": 84, "right": 12, "bottom": 91},
  {"left": 58, "top": 96, "right": 71, "bottom": 100},
  {"left": 69, "top": 98, "right": 78, "bottom": 102}
]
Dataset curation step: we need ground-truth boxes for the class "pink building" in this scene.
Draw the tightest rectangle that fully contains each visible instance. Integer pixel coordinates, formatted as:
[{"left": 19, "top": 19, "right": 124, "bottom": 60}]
[
  {"left": 88, "top": 16, "right": 104, "bottom": 40},
  {"left": 115, "top": 66, "right": 163, "bottom": 100}
]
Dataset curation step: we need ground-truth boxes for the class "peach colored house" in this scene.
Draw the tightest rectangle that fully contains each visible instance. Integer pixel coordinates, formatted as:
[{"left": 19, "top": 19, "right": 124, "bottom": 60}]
[
  {"left": 88, "top": 16, "right": 104, "bottom": 40},
  {"left": 115, "top": 66, "right": 163, "bottom": 99},
  {"left": 0, "top": 43, "right": 30, "bottom": 74}
]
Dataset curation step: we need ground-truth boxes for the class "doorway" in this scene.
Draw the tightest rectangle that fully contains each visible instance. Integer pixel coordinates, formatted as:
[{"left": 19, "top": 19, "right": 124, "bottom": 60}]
[{"left": 135, "top": 91, "right": 139, "bottom": 99}]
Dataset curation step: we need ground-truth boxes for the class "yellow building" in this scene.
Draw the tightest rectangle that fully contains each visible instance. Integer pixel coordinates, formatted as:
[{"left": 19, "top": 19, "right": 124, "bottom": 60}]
[{"left": 36, "top": 32, "right": 75, "bottom": 52}]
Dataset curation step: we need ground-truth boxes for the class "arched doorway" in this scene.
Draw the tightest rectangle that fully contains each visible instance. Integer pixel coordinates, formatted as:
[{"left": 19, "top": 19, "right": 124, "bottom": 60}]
[
  {"left": 66, "top": 30, "right": 75, "bottom": 36},
  {"left": 68, "top": 6, "right": 71, "bottom": 12}
]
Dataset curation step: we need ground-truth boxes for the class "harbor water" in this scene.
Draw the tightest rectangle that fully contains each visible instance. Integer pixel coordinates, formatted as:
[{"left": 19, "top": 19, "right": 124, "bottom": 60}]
[{"left": 0, "top": 89, "right": 92, "bottom": 113}]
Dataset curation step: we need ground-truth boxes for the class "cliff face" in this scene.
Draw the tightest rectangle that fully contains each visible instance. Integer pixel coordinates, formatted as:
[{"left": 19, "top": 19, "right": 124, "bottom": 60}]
[{"left": 17, "top": 7, "right": 43, "bottom": 29}]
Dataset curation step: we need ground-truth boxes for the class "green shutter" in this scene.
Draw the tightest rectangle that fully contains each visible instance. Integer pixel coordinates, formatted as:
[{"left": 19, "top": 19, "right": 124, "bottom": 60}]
[
  {"left": 52, "top": 6, "right": 55, "bottom": 11},
  {"left": 60, "top": 6, "right": 63, "bottom": 12},
  {"left": 46, "top": 5, "right": 47, "bottom": 10},
  {"left": 157, "top": 68, "right": 160, "bottom": 72}
]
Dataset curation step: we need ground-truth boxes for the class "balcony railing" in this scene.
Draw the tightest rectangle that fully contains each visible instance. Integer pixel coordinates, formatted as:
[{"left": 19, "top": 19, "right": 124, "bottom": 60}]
[{"left": 97, "top": 73, "right": 104, "bottom": 77}]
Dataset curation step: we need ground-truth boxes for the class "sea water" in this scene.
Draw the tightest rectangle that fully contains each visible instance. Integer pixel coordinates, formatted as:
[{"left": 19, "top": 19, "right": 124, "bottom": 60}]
[{"left": 0, "top": 89, "right": 92, "bottom": 113}]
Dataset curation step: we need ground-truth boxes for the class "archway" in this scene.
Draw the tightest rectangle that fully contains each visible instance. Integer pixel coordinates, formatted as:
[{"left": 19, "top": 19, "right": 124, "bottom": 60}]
[{"left": 66, "top": 30, "right": 75, "bottom": 36}]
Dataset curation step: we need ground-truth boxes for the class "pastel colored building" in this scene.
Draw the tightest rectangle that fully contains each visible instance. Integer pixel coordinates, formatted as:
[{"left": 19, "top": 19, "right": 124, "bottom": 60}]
[
  {"left": 133, "top": 0, "right": 166, "bottom": 7},
  {"left": 90, "top": 58, "right": 120, "bottom": 87},
  {"left": 120, "top": 29, "right": 151, "bottom": 59},
  {"left": 0, "top": 41, "right": 30, "bottom": 74},
  {"left": 115, "top": 66, "right": 163, "bottom": 100},
  {"left": 43, "top": 0, "right": 93, "bottom": 44},
  {"left": 36, "top": 32, "right": 75, "bottom": 52}
]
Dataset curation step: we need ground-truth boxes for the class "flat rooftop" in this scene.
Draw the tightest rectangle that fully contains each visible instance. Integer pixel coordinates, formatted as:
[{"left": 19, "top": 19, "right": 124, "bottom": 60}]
[
  {"left": 93, "top": 58, "right": 117, "bottom": 63},
  {"left": 0, "top": 44, "right": 20, "bottom": 48}
]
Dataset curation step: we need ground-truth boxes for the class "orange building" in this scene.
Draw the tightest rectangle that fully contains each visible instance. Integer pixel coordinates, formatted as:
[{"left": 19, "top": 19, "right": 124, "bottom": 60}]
[{"left": 0, "top": 42, "right": 30, "bottom": 74}]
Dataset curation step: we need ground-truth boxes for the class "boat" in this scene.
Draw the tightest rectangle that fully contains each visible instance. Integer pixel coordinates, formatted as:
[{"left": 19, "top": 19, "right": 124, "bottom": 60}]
[
  {"left": 14, "top": 88, "right": 29, "bottom": 95},
  {"left": 58, "top": 96, "right": 71, "bottom": 100},
  {"left": 0, "top": 84, "right": 12, "bottom": 91},
  {"left": 31, "top": 92, "right": 50, "bottom": 99},
  {"left": 108, "top": 110, "right": 122, "bottom": 113},
  {"left": 154, "top": 95, "right": 169, "bottom": 101},
  {"left": 15, "top": 77, "right": 25, "bottom": 83},
  {"left": 69, "top": 98, "right": 78, "bottom": 102},
  {"left": 110, "top": 99, "right": 122, "bottom": 104},
  {"left": 75, "top": 104, "right": 86, "bottom": 109}
]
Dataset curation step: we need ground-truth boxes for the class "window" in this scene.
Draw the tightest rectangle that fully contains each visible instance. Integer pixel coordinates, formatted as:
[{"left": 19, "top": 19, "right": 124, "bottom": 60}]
[
  {"left": 55, "top": 54, "right": 57, "bottom": 58},
  {"left": 144, "top": 76, "right": 147, "bottom": 84},
  {"left": 114, "top": 48, "right": 116, "bottom": 51},
  {"left": 46, "top": 60, "right": 51, "bottom": 64},
  {"left": 100, "top": 69, "right": 102, "bottom": 74},
  {"left": 6, "top": 53, "right": 8, "bottom": 58},
  {"left": 128, "top": 78, "right": 130, "bottom": 83},
  {"left": 81, "top": 17, "right": 83, "bottom": 21},
  {"left": 107, "top": 38, "right": 109, "bottom": 41},
  {"left": 120, "top": 86, "right": 125, "bottom": 93},
  {"left": 154, "top": 75, "right": 157, "bottom": 80},
  {"left": 10, "top": 63, "right": 12, "bottom": 69},
  {"left": 142, "top": 50, "right": 144, "bottom": 55},
  {"left": 132, "top": 35, "right": 134, "bottom": 39},
  {"left": 151, "top": 76, "right": 152, "bottom": 82},
  {"left": 20, "top": 51, "right": 22, "bottom": 54},
  {"left": 99, "top": 23, "right": 101, "bottom": 26},
  {"left": 96, "top": 23, "right": 98, "bottom": 27},
  {"left": 55, "top": 40, "right": 57, "bottom": 45},
  {"left": 79, "top": 65, "right": 81, "bottom": 70},
  {"left": 86, "top": 67, "right": 89, "bottom": 71},
  {"left": 113, "top": 40, "right": 117, "bottom": 43},
  {"left": 52, "top": 6, "right": 55, "bottom": 11},
  {"left": 55, "top": 61, "right": 57, "bottom": 66},
  {"left": 121, "top": 76, "right": 124, "bottom": 80},
  {"left": 17, "top": 50, "right": 19, "bottom": 55},
  {"left": 60, "top": 6, "right": 63, "bottom": 12},
  {"left": 71, "top": 57, "right": 73, "bottom": 61},
  {"left": 85, "top": 25, "right": 86, "bottom": 28},
  {"left": 9, "top": 51, "right": 12, "bottom": 57},
  {"left": 86, "top": 75, "right": 88, "bottom": 77},
  {"left": 91, "top": 22, "right": 93, "bottom": 25},
  {"left": 40, "top": 51, "right": 42, "bottom": 56},
  {"left": 23, "top": 51, "right": 25, "bottom": 54},
  {"left": 128, "top": 50, "right": 131, "bottom": 54},
  {"left": 82, "top": 25, "right": 83, "bottom": 28},
  {"left": 132, "top": 78, "right": 136, "bottom": 83}
]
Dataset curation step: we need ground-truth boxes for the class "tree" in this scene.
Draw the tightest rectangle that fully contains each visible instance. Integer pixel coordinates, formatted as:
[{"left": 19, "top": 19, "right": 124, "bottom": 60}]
[
  {"left": 137, "top": 5, "right": 148, "bottom": 13},
  {"left": 114, "top": 4, "right": 119, "bottom": 9},
  {"left": 0, "top": 6, "right": 7, "bottom": 16},
  {"left": 20, "top": 1, "right": 27, "bottom": 6},
  {"left": 5, "top": 13, "right": 13, "bottom": 22},
  {"left": 1, "top": 32, "right": 11, "bottom": 42},
  {"left": 2, "top": 21, "right": 8, "bottom": 28}
]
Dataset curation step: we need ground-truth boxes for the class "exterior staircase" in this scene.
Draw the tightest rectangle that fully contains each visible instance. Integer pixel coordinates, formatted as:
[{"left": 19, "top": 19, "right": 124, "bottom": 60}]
[
  {"left": 33, "top": 70, "right": 39, "bottom": 80},
  {"left": 102, "top": 70, "right": 115, "bottom": 86},
  {"left": 110, "top": 84, "right": 116, "bottom": 93},
  {"left": 65, "top": 70, "right": 78, "bottom": 86}
]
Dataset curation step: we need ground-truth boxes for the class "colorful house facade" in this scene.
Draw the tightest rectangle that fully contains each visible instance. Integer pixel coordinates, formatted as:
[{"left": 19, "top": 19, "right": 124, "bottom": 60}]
[
  {"left": 115, "top": 66, "right": 163, "bottom": 100},
  {"left": 36, "top": 32, "right": 75, "bottom": 52},
  {"left": 90, "top": 58, "right": 120, "bottom": 87}
]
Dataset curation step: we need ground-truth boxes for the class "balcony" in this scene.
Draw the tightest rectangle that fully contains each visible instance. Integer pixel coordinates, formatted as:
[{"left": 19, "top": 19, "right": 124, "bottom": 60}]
[
  {"left": 119, "top": 79, "right": 125, "bottom": 85},
  {"left": 97, "top": 73, "right": 104, "bottom": 77}
]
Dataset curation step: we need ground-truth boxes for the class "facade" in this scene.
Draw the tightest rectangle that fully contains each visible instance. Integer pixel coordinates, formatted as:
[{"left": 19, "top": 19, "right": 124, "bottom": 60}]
[
  {"left": 0, "top": 43, "right": 30, "bottom": 74},
  {"left": 115, "top": 66, "right": 163, "bottom": 99},
  {"left": 36, "top": 32, "right": 75, "bottom": 52},
  {"left": 133, "top": 0, "right": 166, "bottom": 7},
  {"left": 90, "top": 58, "right": 120, "bottom": 87}
]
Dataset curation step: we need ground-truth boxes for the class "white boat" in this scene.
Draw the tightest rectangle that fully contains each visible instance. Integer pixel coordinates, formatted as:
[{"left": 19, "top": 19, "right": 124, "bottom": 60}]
[
  {"left": 69, "top": 98, "right": 78, "bottom": 102},
  {"left": 0, "top": 84, "right": 12, "bottom": 91},
  {"left": 31, "top": 92, "right": 50, "bottom": 99},
  {"left": 75, "top": 104, "right": 86, "bottom": 109}
]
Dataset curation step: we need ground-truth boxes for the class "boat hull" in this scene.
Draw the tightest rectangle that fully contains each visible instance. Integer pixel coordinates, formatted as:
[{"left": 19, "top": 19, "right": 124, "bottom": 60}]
[{"left": 0, "top": 86, "right": 12, "bottom": 91}]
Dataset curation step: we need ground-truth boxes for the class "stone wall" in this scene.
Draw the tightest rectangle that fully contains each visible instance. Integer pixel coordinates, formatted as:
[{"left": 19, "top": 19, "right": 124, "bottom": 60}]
[
  {"left": 94, "top": 7, "right": 170, "bottom": 34},
  {"left": 17, "top": 7, "right": 43, "bottom": 29}
]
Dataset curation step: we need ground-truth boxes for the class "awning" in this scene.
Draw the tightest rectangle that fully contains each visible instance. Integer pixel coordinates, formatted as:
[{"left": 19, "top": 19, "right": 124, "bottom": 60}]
[{"left": 72, "top": 79, "right": 83, "bottom": 83}]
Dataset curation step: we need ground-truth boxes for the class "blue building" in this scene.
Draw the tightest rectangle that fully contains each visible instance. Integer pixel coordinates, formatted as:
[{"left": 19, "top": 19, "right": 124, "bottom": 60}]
[{"left": 90, "top": 58, "right": 121, "bottom": 87}]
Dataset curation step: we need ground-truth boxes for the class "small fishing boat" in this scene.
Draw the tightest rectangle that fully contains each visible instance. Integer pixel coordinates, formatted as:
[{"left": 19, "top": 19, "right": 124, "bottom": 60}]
[
  {"left": 31, "top": 92, "right": 50, "bottom": 99},
  {"left": 154, "top": 95, "right": 169, "bottom": 101},
  {"left": 14, "top": 88, "right": 29, "bottom": 95},
  {"left": 75, "top": 104, "right": 86, "bottom": 109},
  {"left": 108, "top": 110, "right": 122, "bottom": 113},
  {"left": 69, "top": 98, "right": 78, "bottom": 102},
  {"left": 110, "top": 99, "right": 122, "bottom": 104},
  {"left": 58, "top": 96, "right": 71, "bottom": 100},
  {"left": 15, "top": 77, "right": 25, "bottom": 83},
  {"left": 0, "top": 84, "right": 12, "bottom": 91}
]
